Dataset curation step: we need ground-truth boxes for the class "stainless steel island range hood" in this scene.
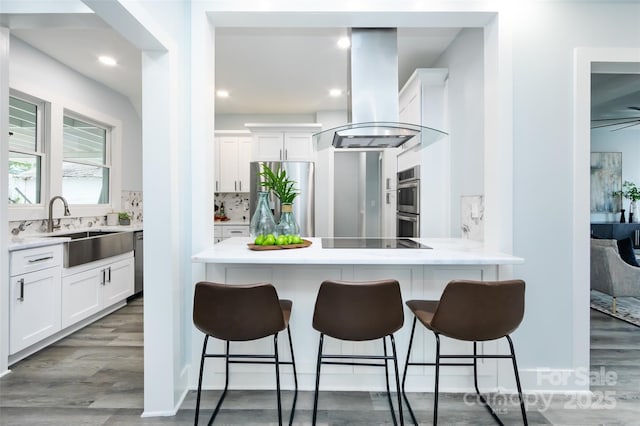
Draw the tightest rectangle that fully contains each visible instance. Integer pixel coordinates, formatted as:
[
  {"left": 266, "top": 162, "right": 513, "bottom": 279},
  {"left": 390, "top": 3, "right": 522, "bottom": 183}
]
[{"left": 315, "top": 28, "right": 447, "bottom": 149}]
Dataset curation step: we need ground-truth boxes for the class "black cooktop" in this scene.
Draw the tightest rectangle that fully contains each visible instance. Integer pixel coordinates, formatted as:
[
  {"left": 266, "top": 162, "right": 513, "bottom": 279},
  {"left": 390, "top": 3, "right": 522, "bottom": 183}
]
[{"left": 321, "top": 238, "right": 431, "bottom": 249}]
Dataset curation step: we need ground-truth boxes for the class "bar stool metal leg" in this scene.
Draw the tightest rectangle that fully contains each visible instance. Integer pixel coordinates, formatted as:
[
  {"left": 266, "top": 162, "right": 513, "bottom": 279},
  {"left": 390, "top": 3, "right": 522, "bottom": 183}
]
[
  {"left": 274, "top": 334, "right": 282, "bottom": 426},
  {"left": 433, "top": 333, "right": 441, "bottom": 426},
  {"left": 401, "top": 317, "right": 419, "bottom": 426},
  {"left": 390, "top": 334, "right": 405, "bottom": 426},
  {"left": 194, "top": 335, "right": 209, "bottom": 426},
  {"left": 382, "top": 337, "right": 398, "bottom": 426},
  {"left": 286, "top": 325, "right": 298, "bottom": 426},
  {"left": 312, "top": 333, "right": 324, "bottom": 426},
  {"left": 507, "top": 336, "right": 529, "bottom": 426}
]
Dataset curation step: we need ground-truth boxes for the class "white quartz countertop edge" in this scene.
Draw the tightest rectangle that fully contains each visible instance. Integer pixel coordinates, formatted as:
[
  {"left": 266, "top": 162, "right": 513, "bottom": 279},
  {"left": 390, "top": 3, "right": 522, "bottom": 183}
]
[
  {"left": 9, "top": 225, "right": 143, "bottom": 251},
  {"left": 191, "top": 237, "right": 524, "bottom": 265}
]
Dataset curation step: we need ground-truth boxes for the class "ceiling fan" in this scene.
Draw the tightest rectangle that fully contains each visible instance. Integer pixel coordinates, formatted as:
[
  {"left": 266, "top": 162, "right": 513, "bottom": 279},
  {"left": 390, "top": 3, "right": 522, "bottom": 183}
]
[{"left": 591, "top": 106, "right": 640, "bottom": 131}]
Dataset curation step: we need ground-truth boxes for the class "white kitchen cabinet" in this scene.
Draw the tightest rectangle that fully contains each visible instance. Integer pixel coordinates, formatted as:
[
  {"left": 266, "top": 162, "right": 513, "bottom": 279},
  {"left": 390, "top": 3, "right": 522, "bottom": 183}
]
[
  {"left": 214, "top": 223, "right": 250, "bottom": 243},
  {"left": 216, "top": 135, "right": 252, "bottom": 192},
  {"left": 214, "top": 225, "right": 223, "bottom": 244},
  {"left": 398, "top": 68, "right": 450, "bottom": 238},
  {"left": 9, "top": 245, "right": 63, "bottom": 354},
  {"left": 246, "top": 123, "right": 322, "bottom": 162},
  {"left": 222, "top": 225, "right": 250, "bottom": 239},
  {"left": 61, "top": 252, "right": 134, "bottom": 328}
]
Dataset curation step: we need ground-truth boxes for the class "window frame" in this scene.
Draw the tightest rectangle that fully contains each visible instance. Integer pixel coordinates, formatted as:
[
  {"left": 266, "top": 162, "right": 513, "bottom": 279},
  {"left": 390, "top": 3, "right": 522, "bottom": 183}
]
[
  {"left": 8, "top": 90, "right": 122, "bottom": 222},
  {"left": 8, "top": 91, "right": 46, "bottom": 208},
  {"left": 61, "top": 109, "right": 113, "bottom": 206}
]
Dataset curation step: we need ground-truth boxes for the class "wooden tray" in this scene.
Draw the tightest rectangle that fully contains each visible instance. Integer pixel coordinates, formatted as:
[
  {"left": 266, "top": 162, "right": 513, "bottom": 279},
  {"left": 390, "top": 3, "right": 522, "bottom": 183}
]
[{"left": 247, "top": 239, "right": 312, "bottom": 251}]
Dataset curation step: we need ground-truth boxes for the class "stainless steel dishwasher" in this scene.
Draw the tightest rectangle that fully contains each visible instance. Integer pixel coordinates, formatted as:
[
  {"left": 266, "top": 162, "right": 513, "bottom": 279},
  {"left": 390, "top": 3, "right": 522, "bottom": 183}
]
[{"left": 134, "top": 231, "right": 143, "bottom": 294}]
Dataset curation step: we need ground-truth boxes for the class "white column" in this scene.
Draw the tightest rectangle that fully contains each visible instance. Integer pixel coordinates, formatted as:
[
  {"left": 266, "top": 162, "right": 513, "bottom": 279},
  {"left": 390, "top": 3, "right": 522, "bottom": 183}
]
[{"left": 0, "top": 27, "right": 10, "bottom": 377}]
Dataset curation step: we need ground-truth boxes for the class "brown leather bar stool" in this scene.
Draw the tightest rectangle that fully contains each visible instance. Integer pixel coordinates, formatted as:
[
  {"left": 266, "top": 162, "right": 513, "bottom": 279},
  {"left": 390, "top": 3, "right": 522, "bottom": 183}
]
[
  {"left": 312, "top": 279, "right": 405, "bottom": 425},
  {"left": 192, "top": 281, "right": 298, "bottom": 426},
  {"left": 401, "top": 279, "right": 528, "bottom": 426}
]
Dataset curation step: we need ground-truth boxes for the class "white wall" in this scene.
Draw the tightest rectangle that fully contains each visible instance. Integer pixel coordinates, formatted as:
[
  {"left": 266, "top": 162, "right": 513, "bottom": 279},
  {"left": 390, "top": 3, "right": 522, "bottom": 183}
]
[
  {"left": 433, "top": 28, "right": 484, "bottom": 237},
  {"left": 215, "top": 113, "right": 316, "bottom": 130},
  {"left": 511, "top": 2, "right": 640, "bottom": 374},
  {"left": 591, "top": 127, "right": 640, "bottom": 222},
  {"left": 9, "top": 37, "right": 142, "bottom": 193}
]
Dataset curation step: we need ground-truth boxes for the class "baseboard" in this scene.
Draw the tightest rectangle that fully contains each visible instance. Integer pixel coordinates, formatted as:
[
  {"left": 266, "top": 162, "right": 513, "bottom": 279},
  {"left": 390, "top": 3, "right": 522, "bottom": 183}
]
[{"left": 0, "top": 368, "right": 11, "bottom": 379}]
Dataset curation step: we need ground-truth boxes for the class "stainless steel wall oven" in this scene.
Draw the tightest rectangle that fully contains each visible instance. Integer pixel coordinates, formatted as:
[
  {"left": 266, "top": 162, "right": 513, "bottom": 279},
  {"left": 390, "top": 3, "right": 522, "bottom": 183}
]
[{"left": 397, "top": 166, "right": 420, "bottom": 238}]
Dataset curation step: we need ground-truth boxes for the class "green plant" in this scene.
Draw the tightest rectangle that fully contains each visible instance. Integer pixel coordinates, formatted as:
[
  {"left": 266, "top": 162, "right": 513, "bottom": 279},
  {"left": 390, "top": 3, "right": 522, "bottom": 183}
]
[
  {"left": 118, "top": 212, "right": 131, "bottom": 220},
  {"left": 613, "top": 181, "right": 640, "bottom": 202},
  {"left": 258, "top": 164, "right": 299, "bottom": 204}
]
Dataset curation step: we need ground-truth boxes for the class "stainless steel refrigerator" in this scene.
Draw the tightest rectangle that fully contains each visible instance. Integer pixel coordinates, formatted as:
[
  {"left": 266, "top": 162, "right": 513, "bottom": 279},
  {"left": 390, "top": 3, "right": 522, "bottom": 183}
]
[{"left": 249, "top": 161, "right": 315, "bottom": 237}]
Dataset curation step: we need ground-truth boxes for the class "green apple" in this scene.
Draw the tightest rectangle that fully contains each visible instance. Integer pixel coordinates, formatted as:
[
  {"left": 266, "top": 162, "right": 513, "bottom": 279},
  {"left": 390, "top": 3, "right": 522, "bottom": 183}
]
[{"left": 264, "top": 234, "right": 276, "bottom": 245}]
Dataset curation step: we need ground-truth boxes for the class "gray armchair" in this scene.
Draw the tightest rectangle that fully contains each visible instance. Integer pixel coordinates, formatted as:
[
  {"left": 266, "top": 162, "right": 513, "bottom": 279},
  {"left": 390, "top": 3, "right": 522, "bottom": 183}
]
[{"left": 591, "top": 238, "right": 640, "bottom": 313}]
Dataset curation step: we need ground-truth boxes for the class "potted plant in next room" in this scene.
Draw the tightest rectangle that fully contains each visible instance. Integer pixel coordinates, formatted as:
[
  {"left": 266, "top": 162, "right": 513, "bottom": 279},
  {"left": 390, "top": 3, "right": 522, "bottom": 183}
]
[
  {"left": 118, "top": 212, "right": 131, "bottom": 226},
  {"left": 258, "top": 164, "right": 303, "bottom": 244},
  {"left": 614, "top": 181, "right": 640, "bottom": 223}
]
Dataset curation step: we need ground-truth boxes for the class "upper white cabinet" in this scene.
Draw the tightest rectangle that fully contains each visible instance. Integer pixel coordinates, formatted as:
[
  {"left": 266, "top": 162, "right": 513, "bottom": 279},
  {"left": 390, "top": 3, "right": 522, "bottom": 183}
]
[
  {"left": 215, "top": 131, "right": 252, "bottom": 192},
  {"left": 245, "top": 123, "right": 322, "bottom": 162},
  {"left": 398, "top": 68, "right": 450, "bottom": 238}
]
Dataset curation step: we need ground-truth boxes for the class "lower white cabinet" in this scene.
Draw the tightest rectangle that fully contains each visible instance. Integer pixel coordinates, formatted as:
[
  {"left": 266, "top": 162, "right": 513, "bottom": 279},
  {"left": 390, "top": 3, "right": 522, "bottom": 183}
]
[
  {"left": 9, "top": 244, "right": 63, "bottom": 355},
  {"left": 215, "top": 223, "right": 249, "bottom": 243},
  {"left": 61, "top": 253, "right": 134, "bottom": 328},
  {"left": 10, "top": 267, "right": 62, "bottom": 354}
]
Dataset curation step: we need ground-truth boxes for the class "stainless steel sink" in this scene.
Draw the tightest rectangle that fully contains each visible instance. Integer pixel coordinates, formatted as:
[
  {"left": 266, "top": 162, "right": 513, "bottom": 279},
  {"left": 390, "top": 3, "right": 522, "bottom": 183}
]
[{"left": 48, "top": 230, "right": 134, "bottom": 267}]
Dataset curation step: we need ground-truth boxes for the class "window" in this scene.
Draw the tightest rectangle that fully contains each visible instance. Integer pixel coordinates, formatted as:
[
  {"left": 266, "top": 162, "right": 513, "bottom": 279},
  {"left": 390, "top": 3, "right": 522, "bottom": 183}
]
[
  {"left": 8, "top": 95, "right": 43, "bottom": 205},
  {"left": 62, "top": 114, "right": 111, "bottom": 204}
]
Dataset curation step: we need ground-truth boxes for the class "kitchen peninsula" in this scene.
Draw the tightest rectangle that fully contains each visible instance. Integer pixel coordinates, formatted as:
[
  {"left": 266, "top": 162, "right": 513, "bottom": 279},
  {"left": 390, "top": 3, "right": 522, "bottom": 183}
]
[{"left": 191, "top": 237, "right": 523, "bottom": 393}]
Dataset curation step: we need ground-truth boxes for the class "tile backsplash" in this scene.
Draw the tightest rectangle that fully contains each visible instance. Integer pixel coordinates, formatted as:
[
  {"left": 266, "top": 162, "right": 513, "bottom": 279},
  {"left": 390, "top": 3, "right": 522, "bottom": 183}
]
[
  {"left": 460, "top": 195, "right": 484, "bottom": 242},
  {"left": 8, "top": 190, "right": 144, "bottom": 237},
  {"left": 215, "top": 192, "right": 250, "bottom": 222}
]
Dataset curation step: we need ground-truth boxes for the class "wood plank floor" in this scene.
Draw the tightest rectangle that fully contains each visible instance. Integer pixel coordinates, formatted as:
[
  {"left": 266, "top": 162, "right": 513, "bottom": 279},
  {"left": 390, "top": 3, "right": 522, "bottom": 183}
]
[{"left": 1, "top": 297, "right": 639, "bottom": 425}]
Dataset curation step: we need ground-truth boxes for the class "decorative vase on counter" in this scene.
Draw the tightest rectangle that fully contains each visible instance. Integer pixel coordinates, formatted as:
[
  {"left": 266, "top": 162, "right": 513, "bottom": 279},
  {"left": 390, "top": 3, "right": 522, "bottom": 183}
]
[
  {"left": 276, "top": 203, "right": 300, "bottom": 237},
  {"left": 250, "top": 191, "right": 277, "bottom": 238},
  {"left": 631, "top": 201, "right": 640, "bottom": 223}
]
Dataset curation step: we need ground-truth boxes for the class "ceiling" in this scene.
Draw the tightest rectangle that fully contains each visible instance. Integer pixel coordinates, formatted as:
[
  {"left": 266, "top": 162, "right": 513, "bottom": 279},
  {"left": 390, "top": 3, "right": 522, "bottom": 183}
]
[
  {"left": 3, "top": 13, "right": 640, "bottom": 125},
  {"left": 591, "top": 72, "right": 640, "bottom": 130}
]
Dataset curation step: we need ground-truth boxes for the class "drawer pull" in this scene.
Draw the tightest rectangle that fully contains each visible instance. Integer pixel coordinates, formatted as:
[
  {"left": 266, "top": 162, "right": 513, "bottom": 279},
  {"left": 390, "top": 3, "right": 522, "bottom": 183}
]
[
  {"left": 28, "top": 256, "right": 54, "bottom": 263},
  {"left": 18, "top": 278, "right": 24, "bottom": 302},
  {"left": 230, "top": 231, "right": 243, "bottom": 234}
]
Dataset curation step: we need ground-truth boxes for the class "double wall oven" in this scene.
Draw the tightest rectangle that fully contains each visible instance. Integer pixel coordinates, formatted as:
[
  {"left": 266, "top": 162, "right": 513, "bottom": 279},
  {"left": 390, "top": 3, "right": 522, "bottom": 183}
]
[{"left": 397, "top": 166, "right": 420, "bottom": 238}]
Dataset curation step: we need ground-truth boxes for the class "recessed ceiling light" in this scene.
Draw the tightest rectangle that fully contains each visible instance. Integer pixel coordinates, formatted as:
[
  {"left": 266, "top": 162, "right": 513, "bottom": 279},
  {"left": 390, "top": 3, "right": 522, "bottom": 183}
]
[
  {"left": 216, "top": 90, "right": 229, "bottom": 98},
  {"left": 329, "top": 89, "right": 342, "bottom": 97},
  {"left": 337, "top": 37, "right": 351, "bottom": 49},
  {"left": 98, "top": 55, "right": 117, "bottom": 66}
]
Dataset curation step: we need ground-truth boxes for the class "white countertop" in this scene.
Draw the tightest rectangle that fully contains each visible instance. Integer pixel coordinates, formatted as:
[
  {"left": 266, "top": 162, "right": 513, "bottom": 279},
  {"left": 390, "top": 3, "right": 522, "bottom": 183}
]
[
  {"left": 8, "top": 225, "right": 143, "bottom": 251},
  {"left": 214, "top": 220, "right": 249, "bottom": 226},
  {"left": 192, "top": 237, "right": 524, "bottom": 265}
]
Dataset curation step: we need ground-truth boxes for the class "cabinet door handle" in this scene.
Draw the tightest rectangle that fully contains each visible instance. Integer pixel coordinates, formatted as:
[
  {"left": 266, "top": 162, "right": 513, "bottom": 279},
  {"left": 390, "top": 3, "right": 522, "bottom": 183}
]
[
  {"left": 285, "top": 149, "right": 288, "bottom": 160},
  {"left": 101, "top": 269, "right": 106, "bottom": 285},
  {"left": 18, "top": 278, "right": 24, "bottom": 302},
  {"left": 239, "top": 181, "right": 242, "bottom": 191},
  {"left": 386, "top": 193, "right": 391, "bottom": 204},
  {"left": 279, "top": 149, "right": 283, "bottom": 160},
  {"left": 386, "top": 178, "right": 391, "bottom": 190},
  {"left": 28, "top": 256, "right": 53, "bottom": 263},
  {"left": 107, "top": 267, "right": 112, "bottom": 283}
]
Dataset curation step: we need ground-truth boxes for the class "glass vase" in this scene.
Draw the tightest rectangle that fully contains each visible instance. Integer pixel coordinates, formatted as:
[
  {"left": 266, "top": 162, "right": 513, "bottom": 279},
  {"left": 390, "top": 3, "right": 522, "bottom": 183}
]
[
  {"left": 250, "top": 191, "right": 277, "bottom": 238},
  {"left": 276, "top": 203, "right": 300, "bottom": 237},
  {"left": 631, "top": 200, "right": 640, "bottom": 223}
]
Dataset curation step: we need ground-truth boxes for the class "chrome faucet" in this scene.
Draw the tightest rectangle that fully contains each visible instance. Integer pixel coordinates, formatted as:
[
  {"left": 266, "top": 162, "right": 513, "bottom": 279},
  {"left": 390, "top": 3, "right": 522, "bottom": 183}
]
[{"left": 47, "top": 196, "right": 71, "bottom": 233}]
